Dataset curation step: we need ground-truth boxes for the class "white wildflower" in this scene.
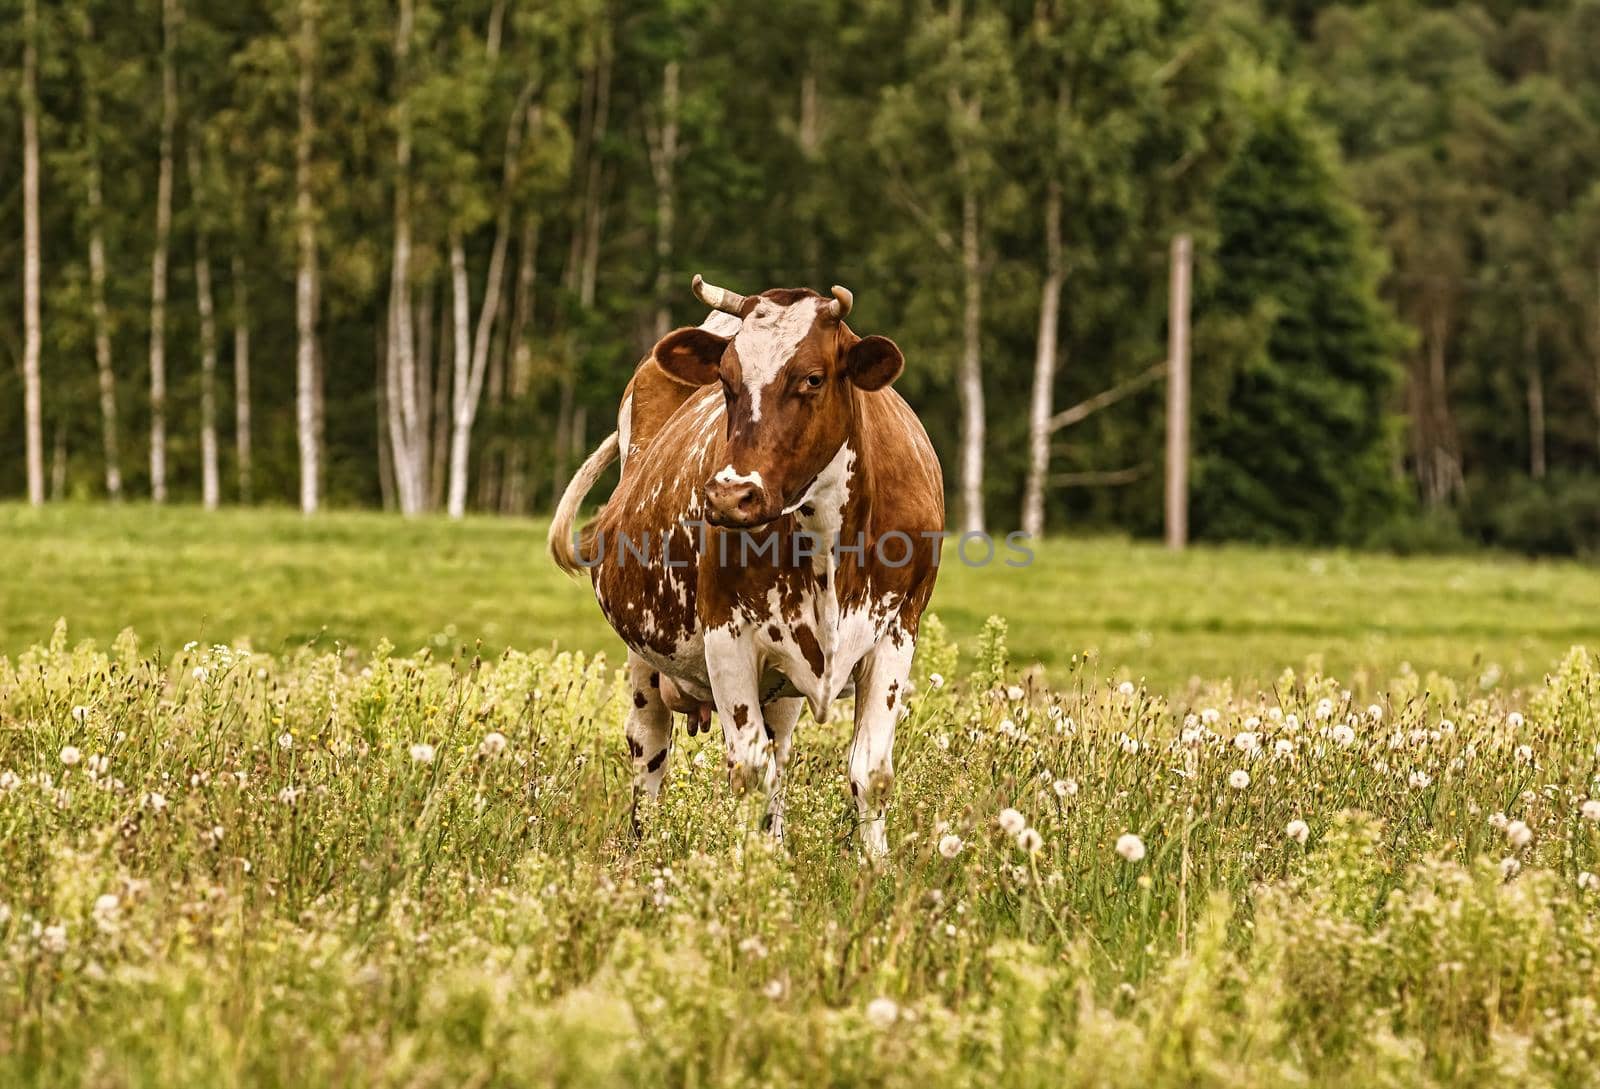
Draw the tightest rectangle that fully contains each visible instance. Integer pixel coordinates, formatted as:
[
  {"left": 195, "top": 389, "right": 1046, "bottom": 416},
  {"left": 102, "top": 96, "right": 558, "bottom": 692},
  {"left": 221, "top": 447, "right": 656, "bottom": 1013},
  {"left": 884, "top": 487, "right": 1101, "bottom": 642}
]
[
  {"left": 71, "top": 706, "right": 90, "bottom": 724},
  {"left": 1506, "top": 819, "right": 1533, "bottom": 849},
  {"left": 1581, "top": 799, "right": 1600, "bottom": 823},
  {"left": 1578, "top": 872, "right": 1599, "bottom": 891},
  {"left": 1017, "top": 827, "right": 1043, "bottom": 854},
  {"left": 141, "top": 791, "right": 166, "bottom": 813},
  {"left": 1331, "top": 724, "right": 1356, "bottom": 747},
  {"left": 928, "top": 672, "right": 944, "bottom": 690},
  {"left": 997, "top": 808, "right": 1026, "bottom": 836},
  {"left": 1500, "top": 856, "right": 1521, "bottom": 880},
  {"left": 1005, "top": 685, "right": 1025, "bottom": 702},
  {"left": 1408, "top": 770, "right": 1432, "bottom": 789},
  {"left": 1514, "top": 745, "right": 1534, "bottom": 765},
  {"left": 409, "top": 743, "right": 436, "bottom": 765},
  {"left": 1120, "top": 735, "right": 1140, "bottom": 755},
  {"left": 865, "top": 996, "right": 900, "bottom": 1029},
  {"left": 1488, "top": 811, "right": 1509, "bottom": 831},
  {"left": 1367, "top": 704, "right": 1383, "bottom": 722},
  {"left": 1228, "top": 769, "right": 1250, "bottom": 790},
  {"left": 1274, "top": 738, "right": 1295, "bottom": 757},
  {"left": 0, "top": 770, "right": 19, "bottom": 792},
  {"left": 1285, "top": 819, "right": 1310, "bottom": 845},
  {"left": 1117, "top": 681, "right": 1136, "bottom": 698},
  {"left": 1233, "top": 732, "right": 1260, "bottom": 755},
  {"left": 59, "top": 746, "right": 81, "bottom": 767},
  {"left": 1507, "top": 711, "right": 1524, "bottom": 729},
  {"left": 277, "top": 732, "right": 294, "bottom": 751},
  {"left": 763, "top": 978, "right": 786, "bottom": 1000},
  {"left": 1314, "top": 698, "right": 1334, "bottom": 721},
  {"left": 39, "top": 923, "right": 68, "bottom": 954},
  {"left": 938, "top": 834, "right": 964, "bottom": 859},
  {"left": 1052, "top": 778, "right": 1078, "bottom": 800},
  {"left": 1115, "top": 833, "right": 1146, "bottom": 862},
  {"left": 1200, "top": 708, "right": 1220, "bottom": 725},
  {"left": 479, "top": 731, "right": 508, "bottom": 757}
]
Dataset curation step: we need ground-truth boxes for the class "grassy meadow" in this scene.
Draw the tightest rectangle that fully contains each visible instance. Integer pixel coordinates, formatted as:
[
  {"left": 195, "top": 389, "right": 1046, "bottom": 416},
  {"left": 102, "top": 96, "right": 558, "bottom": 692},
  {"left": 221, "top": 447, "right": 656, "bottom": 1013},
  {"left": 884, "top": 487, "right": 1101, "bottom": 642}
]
[
  {"left": 4, "top": 504, "right": 1600, "bottom": 1086},
  {"left": 6, "top": 502, "right": 1600, "bottom": 692}
]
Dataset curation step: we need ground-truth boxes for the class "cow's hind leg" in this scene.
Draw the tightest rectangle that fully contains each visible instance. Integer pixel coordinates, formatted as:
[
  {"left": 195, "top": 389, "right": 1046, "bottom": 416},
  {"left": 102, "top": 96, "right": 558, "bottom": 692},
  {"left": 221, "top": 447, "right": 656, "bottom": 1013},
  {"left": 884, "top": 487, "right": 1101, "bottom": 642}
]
[
  {"left": 848, "top": 624, "right": 914, "bottom": 859},
  {"left": 760, "top": 697, "right": 804, "bottom": 840},
  {"left": 624, "top": 652, "right": 674, "bottom": 834}
]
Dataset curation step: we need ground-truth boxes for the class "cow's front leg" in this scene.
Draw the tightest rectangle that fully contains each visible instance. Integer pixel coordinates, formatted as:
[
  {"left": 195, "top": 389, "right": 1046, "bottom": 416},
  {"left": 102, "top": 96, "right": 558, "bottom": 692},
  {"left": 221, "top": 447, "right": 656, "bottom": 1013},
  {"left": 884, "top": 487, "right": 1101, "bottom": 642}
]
[
  {"left": 848, "top": 624, "right": 914, "bottom": 859},
  {"left": 760, "top": 697, "right": 804, "bottom": 840},
  {"left": 624, "top": 652, "right": 674, "bottom": 834},
  {"left": 704, "top": 627, "right": 769, "bottom": 796}
]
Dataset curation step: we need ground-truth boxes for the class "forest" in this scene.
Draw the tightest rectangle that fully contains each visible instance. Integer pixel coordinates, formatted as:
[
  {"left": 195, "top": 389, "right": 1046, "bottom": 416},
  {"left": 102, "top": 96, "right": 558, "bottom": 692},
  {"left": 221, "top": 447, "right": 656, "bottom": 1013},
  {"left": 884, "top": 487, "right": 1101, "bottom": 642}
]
[{"left": 4, "top": 0, "right": 1600, "bottom": 553}]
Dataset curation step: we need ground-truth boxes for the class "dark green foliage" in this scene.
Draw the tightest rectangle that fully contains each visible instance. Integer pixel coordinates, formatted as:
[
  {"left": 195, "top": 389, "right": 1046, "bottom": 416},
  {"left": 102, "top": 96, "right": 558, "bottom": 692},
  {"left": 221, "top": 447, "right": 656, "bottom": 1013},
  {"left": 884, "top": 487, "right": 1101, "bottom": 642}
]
[{"left": 1194, "top": 103, "right": 1407, "bottom": 544}]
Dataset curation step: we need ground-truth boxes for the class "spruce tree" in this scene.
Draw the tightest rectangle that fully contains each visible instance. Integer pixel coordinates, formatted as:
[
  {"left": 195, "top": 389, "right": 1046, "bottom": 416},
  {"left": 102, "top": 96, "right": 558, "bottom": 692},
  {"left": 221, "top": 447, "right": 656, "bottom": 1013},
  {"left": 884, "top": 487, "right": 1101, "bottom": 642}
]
[{"left": 1194, "top": 102, "right": 1407, "bottom": 544}]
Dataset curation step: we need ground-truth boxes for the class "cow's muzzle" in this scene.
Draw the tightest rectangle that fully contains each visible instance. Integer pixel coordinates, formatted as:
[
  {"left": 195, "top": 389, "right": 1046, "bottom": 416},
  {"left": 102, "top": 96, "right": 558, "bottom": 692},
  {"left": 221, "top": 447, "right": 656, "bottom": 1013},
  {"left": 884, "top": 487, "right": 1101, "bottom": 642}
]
[{"left": 704, "top": 478, "right": 775, "bottom": 528}]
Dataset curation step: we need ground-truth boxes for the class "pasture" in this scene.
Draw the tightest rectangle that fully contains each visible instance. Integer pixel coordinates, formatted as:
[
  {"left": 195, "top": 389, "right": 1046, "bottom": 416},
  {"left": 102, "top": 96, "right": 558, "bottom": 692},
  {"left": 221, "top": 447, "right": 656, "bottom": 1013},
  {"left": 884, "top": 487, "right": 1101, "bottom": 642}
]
[
  {"left": 3, "top": 505, "right": 1600, "bottom": 1086},
  {"left": 6, "top": 503, "right": 1600, "bottom": 692}
]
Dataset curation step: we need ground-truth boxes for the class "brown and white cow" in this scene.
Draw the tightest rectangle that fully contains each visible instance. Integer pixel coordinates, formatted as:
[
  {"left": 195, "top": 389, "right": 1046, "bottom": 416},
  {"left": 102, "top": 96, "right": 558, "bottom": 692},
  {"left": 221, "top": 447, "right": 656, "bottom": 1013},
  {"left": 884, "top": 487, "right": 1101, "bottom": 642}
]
[{"left": 549, "top": 276, "right": 943, "bottom": 856}]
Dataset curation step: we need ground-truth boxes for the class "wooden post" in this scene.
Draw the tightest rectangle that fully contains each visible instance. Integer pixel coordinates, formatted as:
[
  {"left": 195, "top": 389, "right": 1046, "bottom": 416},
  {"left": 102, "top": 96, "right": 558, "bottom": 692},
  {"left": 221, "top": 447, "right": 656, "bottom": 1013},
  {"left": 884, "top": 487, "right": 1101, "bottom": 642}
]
[{"left": 1165, "top": 234, "right": 1192, "bottom": 551}]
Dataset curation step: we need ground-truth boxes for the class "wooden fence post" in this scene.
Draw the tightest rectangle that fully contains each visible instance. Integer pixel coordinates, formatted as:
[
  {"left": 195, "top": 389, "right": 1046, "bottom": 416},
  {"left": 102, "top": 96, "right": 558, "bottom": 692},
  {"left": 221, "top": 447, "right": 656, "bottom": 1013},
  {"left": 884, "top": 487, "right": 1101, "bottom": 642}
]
[{"left": 1165, "top": 234, "right": 1192, "bottom": 551}]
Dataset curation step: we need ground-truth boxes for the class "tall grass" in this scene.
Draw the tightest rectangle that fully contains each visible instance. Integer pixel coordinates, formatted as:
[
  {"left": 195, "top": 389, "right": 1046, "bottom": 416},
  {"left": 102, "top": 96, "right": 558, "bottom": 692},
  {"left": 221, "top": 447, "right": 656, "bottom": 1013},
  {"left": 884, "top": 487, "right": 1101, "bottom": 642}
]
[{"left": 2, "top": 618, "right": 1599, "bottom": 1086}]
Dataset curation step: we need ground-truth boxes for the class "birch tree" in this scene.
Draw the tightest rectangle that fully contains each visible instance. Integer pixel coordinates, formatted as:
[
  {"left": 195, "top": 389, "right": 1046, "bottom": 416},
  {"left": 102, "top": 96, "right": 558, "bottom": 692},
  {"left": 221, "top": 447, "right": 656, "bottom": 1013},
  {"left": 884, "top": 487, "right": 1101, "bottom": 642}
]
[
  {"left": 79, "top": 6, "right": 122, "bottom": 500},
  {"left": 188, "top": 140, "right": 221, "bottom": 509},
  {"left": 294, "top": 0, "right": 320, "bottom": 514},
  {"left": 148, "top": 0, "right": 180, "bottom": 503},
  {"left": 20, "top": 0, "right": 45, "bottom": 506}
]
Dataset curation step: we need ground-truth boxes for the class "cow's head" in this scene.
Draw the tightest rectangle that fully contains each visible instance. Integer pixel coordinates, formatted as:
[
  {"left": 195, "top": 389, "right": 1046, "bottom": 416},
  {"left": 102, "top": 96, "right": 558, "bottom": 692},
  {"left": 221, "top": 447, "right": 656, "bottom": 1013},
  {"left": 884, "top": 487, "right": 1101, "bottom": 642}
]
[{"left": 651, "top": 275, "right": 904, "bottom": 529}]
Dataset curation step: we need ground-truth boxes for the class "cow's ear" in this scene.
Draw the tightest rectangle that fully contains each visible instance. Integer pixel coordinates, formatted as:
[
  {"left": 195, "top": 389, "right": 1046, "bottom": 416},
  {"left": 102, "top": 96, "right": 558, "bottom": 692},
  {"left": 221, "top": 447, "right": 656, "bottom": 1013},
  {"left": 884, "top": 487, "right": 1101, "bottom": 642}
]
[
  {"left": 844, "top": 335, "right": 904, "bottom": 391},
  {"left": 653, "top": 327, "right": 727, "bottom": 386}
]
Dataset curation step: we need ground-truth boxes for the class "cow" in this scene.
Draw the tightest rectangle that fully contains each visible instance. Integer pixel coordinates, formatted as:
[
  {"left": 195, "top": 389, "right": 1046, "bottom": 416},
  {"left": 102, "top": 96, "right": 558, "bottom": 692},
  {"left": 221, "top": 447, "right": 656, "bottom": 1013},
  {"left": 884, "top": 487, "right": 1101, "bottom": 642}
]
[{"left": 549, "top": 276, "right": 944, "bottom": 857}]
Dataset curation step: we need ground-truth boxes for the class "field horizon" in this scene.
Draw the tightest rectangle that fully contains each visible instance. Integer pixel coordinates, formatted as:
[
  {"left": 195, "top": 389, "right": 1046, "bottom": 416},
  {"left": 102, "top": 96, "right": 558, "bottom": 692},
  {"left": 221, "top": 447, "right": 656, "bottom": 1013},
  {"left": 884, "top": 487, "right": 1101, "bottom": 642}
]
[{"left": 7, "top": 502, "right": 1600, "bottom": 696}]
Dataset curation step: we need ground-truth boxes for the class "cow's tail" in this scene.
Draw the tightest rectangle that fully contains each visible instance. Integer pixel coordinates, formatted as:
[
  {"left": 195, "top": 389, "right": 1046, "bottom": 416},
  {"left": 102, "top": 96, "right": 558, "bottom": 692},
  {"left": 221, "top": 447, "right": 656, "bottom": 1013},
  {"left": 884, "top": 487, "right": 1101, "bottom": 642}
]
[{"left": 547, "top": 431, "right": 620, "bottom": 577}]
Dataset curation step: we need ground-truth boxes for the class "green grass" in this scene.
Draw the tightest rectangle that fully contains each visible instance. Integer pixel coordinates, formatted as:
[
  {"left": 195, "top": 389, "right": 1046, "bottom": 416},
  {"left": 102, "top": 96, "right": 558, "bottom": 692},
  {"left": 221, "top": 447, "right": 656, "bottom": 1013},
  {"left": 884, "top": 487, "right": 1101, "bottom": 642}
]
[
  {"left": 4, "top": 504, "right": 1600, "bottom": 1085},
  {"left": 3, "top": 618, "right": 1600, "bottom": 1086},
  {"left": 6, "top": 502, "right": 1599, "bottom": 693}
]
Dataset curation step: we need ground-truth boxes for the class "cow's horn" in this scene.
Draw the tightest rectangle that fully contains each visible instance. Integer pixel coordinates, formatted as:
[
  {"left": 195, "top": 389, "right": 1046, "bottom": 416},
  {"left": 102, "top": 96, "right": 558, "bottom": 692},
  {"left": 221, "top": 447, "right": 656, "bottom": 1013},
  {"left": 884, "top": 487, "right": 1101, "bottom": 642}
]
[
  {"left": 692, "top": 274, "right": 749, "bottom": 316},
  {"left": 827, "top": 284, "right": 853, "bottom": 320}
]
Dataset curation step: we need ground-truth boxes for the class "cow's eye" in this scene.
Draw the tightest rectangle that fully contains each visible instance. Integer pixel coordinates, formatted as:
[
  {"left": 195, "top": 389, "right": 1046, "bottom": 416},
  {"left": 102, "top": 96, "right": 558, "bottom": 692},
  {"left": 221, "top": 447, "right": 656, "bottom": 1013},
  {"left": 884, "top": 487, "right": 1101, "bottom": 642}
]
[{"left": 803, "top": 374, "right": 824, "bottom": 390}]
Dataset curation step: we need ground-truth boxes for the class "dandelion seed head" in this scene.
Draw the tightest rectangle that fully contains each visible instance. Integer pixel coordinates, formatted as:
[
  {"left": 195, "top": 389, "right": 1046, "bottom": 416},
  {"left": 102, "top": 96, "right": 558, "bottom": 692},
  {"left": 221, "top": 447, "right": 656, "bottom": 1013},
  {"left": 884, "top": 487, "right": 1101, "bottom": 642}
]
[
  {"left": 1581, "top": 799, "right": 1600, "bottom": 823},
  {"left": 928, "top": 672, "right": 944, "bottom": 690},
  {"left": 1506, "top": 819, "right": 1533, "bottom": 849},
  {"left": 1115, "top": 833, "right": 1146, "bottom": 862},
  {"left": 59, "top": 746, "right": 81, "bottom": 767},
  {"left": 479, "top": 732, "right": 508, "bottom": 757},
  {"left": 1017, "top": 827, "right": 1043, "bottom": 853},
  {"left": 1234, "top": 732, "right": 1260, "bottom": 754},
  {"left": 938, "top": 834, "right": 964, "bottom": 859},
  {"left": 1228, "top": 769, "right": 1251, "bottom": 790},
  {"left": 997, "top": 808, "right": 1026, "bottom": 836},
  {"left": 1500, "top": 856, "right": 1521, "bottom": 879},
  {"left": 1117, "top": 681, "right": 1135, "bottom": 698},
  {"left": 409, "top": 743, "right": 436, "bottom": 765},
  {"left": 865, "top": 996, "right": 900, "bottom": 1029},
  {"left": 1285, "top": 819, "right": 1310, "bottom": 845},
  {"left": 71, "top": 706, "right": 90, "bottom": 724},
  {"left": 1053, "top": 778, "right": 1078, "bottom": 799},
  {"left": 1507, "top": 711, "right": 1525, "bottom": 729}
]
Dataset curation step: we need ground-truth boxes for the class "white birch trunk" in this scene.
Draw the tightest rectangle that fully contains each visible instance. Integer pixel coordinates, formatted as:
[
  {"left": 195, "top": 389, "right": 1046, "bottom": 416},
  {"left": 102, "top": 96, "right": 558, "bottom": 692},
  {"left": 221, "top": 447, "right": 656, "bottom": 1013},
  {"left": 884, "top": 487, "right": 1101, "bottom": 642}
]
[
  {"left": 957, "top": 185, "right": 986, "bottom": 537},
  {"left": 21, "top": 0, "right": 45, "bottom": 506},
  {"left": 1021, "top": 180, "right": 1063, "bottom": 540},
  {"left": 188, "top": 144, "right": 220, "bottom": 509},
  {"left": 294, "top": 0, "right": 320, "bottom": 514},
  {"left": 231, "top": 250, "right": 252, "bottom": 502},
  {"left": 647, "top": 60, "right": 680, "bottom": 340},
  {"left": 84, "top": 12, "right": 122, "bottom": 500},
  {"left": 385, "top": 0, "right": 427, "bottom": 514},
  {"left": 148, "top": 0, "right": 180, "bottom": 503}
]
